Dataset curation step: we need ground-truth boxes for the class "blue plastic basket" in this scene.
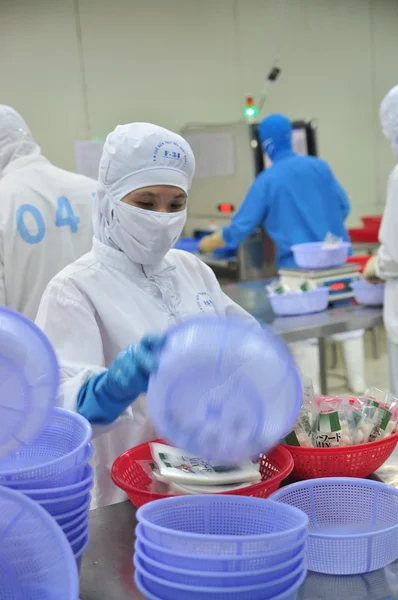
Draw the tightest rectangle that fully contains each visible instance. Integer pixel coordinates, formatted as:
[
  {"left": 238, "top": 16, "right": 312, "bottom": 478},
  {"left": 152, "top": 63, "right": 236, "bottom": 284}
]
[
  {"left": 62, "top": 509, "right": 89, "bottom": 534},
  {"left": 5, "top": 443, "right": 93, "bottom": 490},
  {"left": 0, "top": 307, "right": 59, "bottom": 459},
  {"left": 174, "top": 238, "right": 200, "bottom": 253},
  {"left": 74, "top": 533, "right": 89, "bottom": 562},
  {"left": 137, "top": 496, "right": 308, "bottom": 555},
  {"left": 269, "top": 287, "right": 329, "bottom": 316},
  {"left": 148, "top": 317, "right": 302, "bottom": 463},
  {"left": 0, "top": 408, "right": 92, "bottom": 486},
  {"left": 134, "top": 541, "right": 306, "bottom": 587},
  {"left": 271, "top": 478, "right": 398, "bottom": 574},
  {"left": 292, "top": 242, "right": 351, "bottom": 270},
  {"left": 38, "top": 490, "right": 91, "bottom": 517},
  {"left": 19, "top": 464, "right": 93, "bottom": 499},
  {"left": 70, "top": 529, "right": 89, "bottom": 556},
  {"left": 135, "top": 559, "right": 307, "bottom": 600},
  {"left": 55, "top": 497, "right": 92, "bottom": 527},
  {"left": 66, "top": 517, "right": 89, "bottom": 544},
  {"left": 0, "top": 485, "right": 78, "bottom": 599},
  {"left": 135, "top": 569, "right": 306, "bottom": 600},
  {"left": 73, "top": 531, "right": 90, "bottom": 575},
  {"left": 351, "top": 280, "right": 385, "bottom": 306},
  {"left": 137, "top": 524, "right": 307, "bottom": 572}
]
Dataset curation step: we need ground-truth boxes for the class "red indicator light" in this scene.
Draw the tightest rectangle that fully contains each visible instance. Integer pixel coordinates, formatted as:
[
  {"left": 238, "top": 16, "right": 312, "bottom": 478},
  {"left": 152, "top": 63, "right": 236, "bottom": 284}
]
[
  {"left": 331, "top": 282, "right": 345, "bottom": 291},
  {"left": 219, "top": 203, "right": 234, "bottom": 213}
]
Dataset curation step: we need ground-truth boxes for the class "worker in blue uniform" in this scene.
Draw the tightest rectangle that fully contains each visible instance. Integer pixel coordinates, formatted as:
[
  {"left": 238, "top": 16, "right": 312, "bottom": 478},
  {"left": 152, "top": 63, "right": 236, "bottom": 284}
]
[
  {"left": 199, "top": 113, "right": 351, "bottom": 267},
  {"left": 200, "top": 113, "right": 365, "bottom": 394}
]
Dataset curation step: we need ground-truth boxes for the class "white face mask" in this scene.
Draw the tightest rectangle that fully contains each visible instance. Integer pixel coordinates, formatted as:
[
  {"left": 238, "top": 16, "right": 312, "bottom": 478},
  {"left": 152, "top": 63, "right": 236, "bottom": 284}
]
[{"left": 107, "top": 202, "right": 187, "bottom": 265}]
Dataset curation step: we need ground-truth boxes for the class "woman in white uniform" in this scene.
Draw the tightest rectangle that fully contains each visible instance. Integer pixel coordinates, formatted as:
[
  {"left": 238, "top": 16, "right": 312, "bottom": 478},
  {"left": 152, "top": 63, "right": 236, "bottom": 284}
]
[
  {"left": 364, "top": 85, "right": 398, "bottom": 395},
  {"left": 36, "top": 123, "right": 258, "bottom": 508}
]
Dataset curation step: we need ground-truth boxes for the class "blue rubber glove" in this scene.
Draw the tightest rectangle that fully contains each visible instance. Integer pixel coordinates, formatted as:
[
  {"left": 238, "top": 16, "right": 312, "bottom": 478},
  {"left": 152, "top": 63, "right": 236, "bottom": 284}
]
[{"left": 77, "top": 334, "right": 164, "bottom": 425}]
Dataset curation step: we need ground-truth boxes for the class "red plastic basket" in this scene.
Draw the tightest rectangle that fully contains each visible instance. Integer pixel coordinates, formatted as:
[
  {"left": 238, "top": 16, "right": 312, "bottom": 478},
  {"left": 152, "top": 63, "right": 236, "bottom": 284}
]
[
  {"left": 281, "top": 432, "right": 398, "bottom": 480},
  {"left": 361, "top": 215, "right": 382, "bottom": 233},
  {"left": 348, "top": 228, "right": 379, "bottom": 243},
  {"left": 346, "top": 255, "right": 372, "bottom": 274},
  {"left": 111, "top": 440, "right": 294, "bottom": 508}
]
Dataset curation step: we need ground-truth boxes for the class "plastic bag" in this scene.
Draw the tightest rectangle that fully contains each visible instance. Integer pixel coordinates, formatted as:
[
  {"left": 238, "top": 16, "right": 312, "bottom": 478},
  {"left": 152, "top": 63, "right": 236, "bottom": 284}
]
[
  {"left": 149, "top": 442, "right": 261, "bottom": 485},
  {"left": 322, "top": 232, "right": 343, "bottom": 249},
  {"left": 266, "top": 282, "right": 292, "bottom": 295},
  {"left": 345, "top": 397, "right": 374, "bottom": 444},
  {"left": 312, "top": 396, "right": 352, "bottom": 448},
  {"left": 282, "top": 378, "right": 316, "bottom": 447},
  {"left": 136, "top": 459, "right": 172, "bottom": 494},
  {"left": 267, "top": 280, "right": 314, "bottom": 295},
  {"left": 365, "top": 388, "right": 398, "bottom": 442}
]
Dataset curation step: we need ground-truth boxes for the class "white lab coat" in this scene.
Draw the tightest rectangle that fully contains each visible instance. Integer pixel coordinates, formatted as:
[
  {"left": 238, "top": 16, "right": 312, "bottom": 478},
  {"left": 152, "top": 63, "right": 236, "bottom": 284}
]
[
  {"left": 376, "top": 165, "right": 398, "bottom": 393},
  {"left": 36, "top": 238, "right": 258, "bottom": 508},
  {"left": 0, "top": 154, "right": 95, "bottom": 320}
]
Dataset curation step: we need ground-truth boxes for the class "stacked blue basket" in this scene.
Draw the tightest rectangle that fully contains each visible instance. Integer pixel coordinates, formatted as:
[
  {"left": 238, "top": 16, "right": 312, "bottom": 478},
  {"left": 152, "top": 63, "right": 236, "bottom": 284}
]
[
  {"left": 0, "top": 408, "right": 93, "bottom": 568},
  {"left": 0, "top": 485, "right": 79, "bottom": 599},
  {"left": 134, "top": 495, "right": 308, "bottom": 600},
  {"left": 0, "top": 308, "right": 93, "bottom": 572}
]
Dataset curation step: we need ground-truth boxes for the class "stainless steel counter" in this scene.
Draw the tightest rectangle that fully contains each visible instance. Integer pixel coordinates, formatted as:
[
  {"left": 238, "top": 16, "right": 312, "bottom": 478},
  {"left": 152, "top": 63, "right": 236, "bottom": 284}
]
[
  {"left": 222, "top": 281, "right": 383, "bottom": 343},
  {"left": 80, "top": 452, "right": 398, "bottom": 600},
  {"left": 222, "top": 281, "right": 383, "bottom": 394}
]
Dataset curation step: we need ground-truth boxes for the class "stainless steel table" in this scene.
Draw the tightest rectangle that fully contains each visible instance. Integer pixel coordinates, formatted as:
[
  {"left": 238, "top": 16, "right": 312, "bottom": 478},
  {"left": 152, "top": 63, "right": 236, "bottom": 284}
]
[
  {"left": 222, "top": 281, "right": 384, "bottom": 395},
  {"left": 352, "top": 242, "right": 379, "bottom": 254},
  {"left": 80, "top": 456, "right": 398, "bottom": 599}
]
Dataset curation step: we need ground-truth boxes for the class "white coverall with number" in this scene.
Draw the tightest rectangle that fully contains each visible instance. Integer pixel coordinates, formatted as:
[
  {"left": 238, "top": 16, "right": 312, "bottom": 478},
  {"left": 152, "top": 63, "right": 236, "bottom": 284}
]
[{"left": 0, "top": 106, "right": 95, "bottom": 320}]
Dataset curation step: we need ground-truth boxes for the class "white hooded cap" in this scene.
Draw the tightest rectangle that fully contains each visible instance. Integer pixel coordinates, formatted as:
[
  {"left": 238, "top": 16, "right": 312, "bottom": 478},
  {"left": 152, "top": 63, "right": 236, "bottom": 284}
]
[
  {"left": 94, "top": 122, "right": 195, "bottom": 243},
  {"left": 0, "top": 105, "right": 40, "bottom": 175},
  {"left": 380, "top": 86, "right": 398, "bottom": 140}
]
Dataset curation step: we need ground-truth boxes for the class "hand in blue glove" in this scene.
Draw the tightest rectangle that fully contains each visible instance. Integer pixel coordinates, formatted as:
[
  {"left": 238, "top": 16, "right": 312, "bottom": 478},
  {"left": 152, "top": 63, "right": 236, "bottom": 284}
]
[{"left": 77, "top": 334, "right": 164, "bottom": 425}]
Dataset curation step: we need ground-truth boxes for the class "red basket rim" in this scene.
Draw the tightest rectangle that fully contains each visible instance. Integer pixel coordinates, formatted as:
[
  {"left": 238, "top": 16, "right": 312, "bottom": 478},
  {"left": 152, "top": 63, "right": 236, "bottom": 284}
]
[
  {"left": 281, "top": 431, "right": 398, "bottom": 455},
  {"left": 111, "top": 441, "right": 294, "bottom": 499}
]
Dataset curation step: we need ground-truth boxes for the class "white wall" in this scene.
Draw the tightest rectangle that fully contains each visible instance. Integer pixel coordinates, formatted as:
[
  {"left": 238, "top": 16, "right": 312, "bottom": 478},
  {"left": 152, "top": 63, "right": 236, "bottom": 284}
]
[{"left": 1, "top": 0, "right": 398, "bottom": 224}]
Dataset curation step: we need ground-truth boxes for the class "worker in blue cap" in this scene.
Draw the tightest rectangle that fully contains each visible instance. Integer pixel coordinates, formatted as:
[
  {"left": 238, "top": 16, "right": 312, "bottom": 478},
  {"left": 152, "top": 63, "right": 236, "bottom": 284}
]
[
  {"left": 199, "top": 113, "right": 350, "bottom": 267},
  {"left": 200, "top": 113, "right": 366, "bottom": 395}
]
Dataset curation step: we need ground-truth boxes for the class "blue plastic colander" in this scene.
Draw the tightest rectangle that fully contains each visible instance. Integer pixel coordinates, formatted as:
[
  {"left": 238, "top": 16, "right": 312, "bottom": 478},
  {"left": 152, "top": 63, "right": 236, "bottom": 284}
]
[
  {"left": 148, "top": 316, "right": 302, "bottom": 463},
  {"left": 65, "top": 517, "right": 89, "bottom": 544},
  {"left": 269, "top": 287, "right": 329, "bottom": 316},
  {"left": 63, "top": 510, "right": 89, "bottom": 535},
  {"left": 55, "top": 498, "right": 92, "bottom": 527},
  {"left": 136, "top": 524, "right": 307, "bottom": 572},
  {"left": 6, "top": 443, "right": 93, "bottom": 490},
  {"left": 19, "top": 465, "right": 93, "bottom": 499},
  {"left": 135, "top": 561, "right": 307, "bottom": 600},
  {"left": 134, "top": 541, "right": 306, "bottom": 586},
  {"left": 292, "top": 242, "right": 351, "bottom": 270},
  {"left": 38, "top": 490, "right": 92, "bottom": 517},
  {"left": 271, "top": 478, "right": 398, "bottom": 575},
  {"left": 0, "top": 308, "right": 59, "bottom": 459},
  {"left": 0, "top": 485, "right": 78, "bottom": 599},
  {"left": 351, "top": 280, "right": 385, "bottom": 306},
  {"left": 137, "top": 495, "right": 308, "bottom": 555},
  {"left": 75, "top": 533, "right": 90, "bottom": 574},
  {"left": 135, "top": 570, "right": 306, "bottom": 600},
  {"left": 71, "top": 529, "right": 89, "bottom": 556},
  {"left": 0, "top": 407, "right": 92, "bottom": 486}
]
